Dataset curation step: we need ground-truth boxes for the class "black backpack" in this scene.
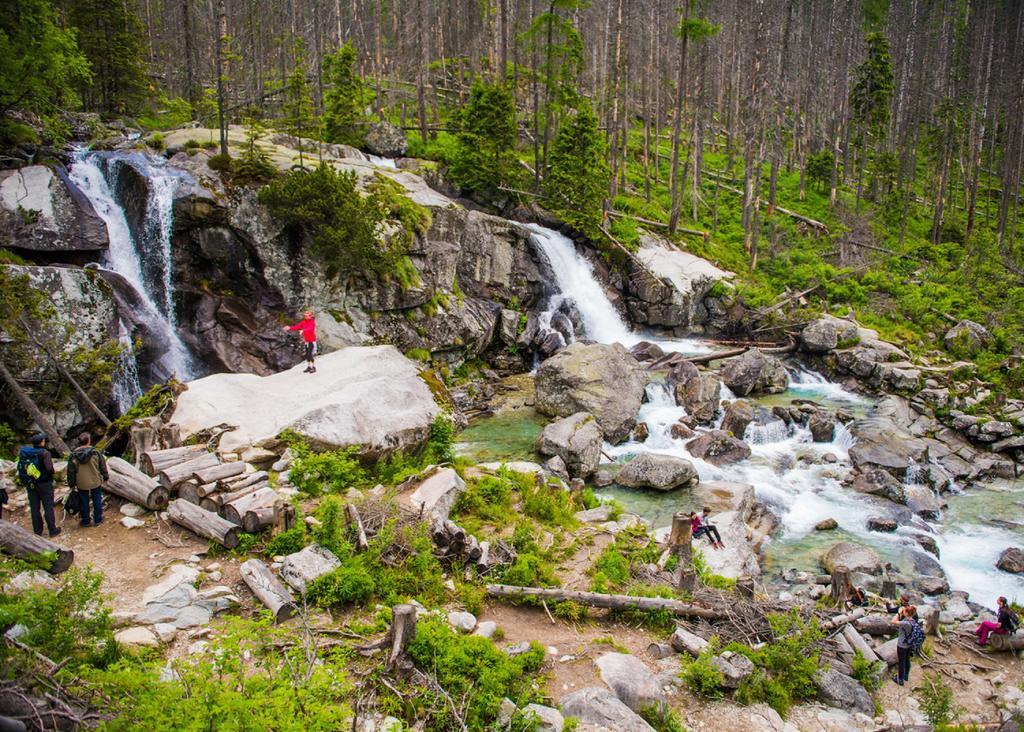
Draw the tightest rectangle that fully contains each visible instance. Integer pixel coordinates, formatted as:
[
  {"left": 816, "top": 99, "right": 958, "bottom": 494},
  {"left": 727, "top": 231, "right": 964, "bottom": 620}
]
[
  {"left": 907, "top": 619, "right": 926, "bottom": 656},
  {"left": 1006, "top": 609, "right": 1020, "bottom": 633}
]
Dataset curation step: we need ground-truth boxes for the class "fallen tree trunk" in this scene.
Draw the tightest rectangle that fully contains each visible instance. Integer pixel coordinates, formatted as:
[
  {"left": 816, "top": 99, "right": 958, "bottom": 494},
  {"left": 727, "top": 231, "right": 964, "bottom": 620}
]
[
  {"left": 841, "top": 623, "right": 879, "bottom": 663},
  {"left": 159, "top": 452, "right": 219, "bottom": 490},
  {"left": 192, "top": 462, "right": 246, "bottom": 485},
  {"left": 0, "top": 519, "right": 74, "bottom": 573},
  {"left": 855, "top": 615, "right": 896, "bottom": 637},
  {"left": 485, "top": 584, "right": 722, "bottom": 619},
  {"left": 239, "top": 558, "right": 295, "bottom": 623},
  {"left": 346, "top": 503, "right": 368, "bottom": 551},
  {"left": 106, "top": 457, "right": 171, "bottom": 510},
  {"left": 166, "top": 499, "right": 240, "bottom": 548},
  {"left": 988, "top": 632, "right": 1024, "bottom": 651},
  {"left": 141, "top": 445, "right": 204, "bottom": 475}
]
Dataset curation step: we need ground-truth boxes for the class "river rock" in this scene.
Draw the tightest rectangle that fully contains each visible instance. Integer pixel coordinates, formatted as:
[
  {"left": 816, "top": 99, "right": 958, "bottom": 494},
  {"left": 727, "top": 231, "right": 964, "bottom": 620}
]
[
  {"left": 692, "top": 480, "right": 755, "bottom": 518},
  {"left": 171, "top": 345, "right": 442, "bottom": 454},
  {"left": 670, "top": 363, "right": 721, "bottom": 424},
  {"left": 848, "top": 417, "right": 929, "bottom": 478},
  {"left": 0, "top": 164, "right": 108, "bottom": 252},
  {"left": 280, "top": 544, "right": 342, "bottom": 595},
  {"left": 914, "top": 533, "right": 940, "bottom": 558},
  {"left": 815, "top": 518, "right": 839, "bottom": 531},
  {"left": 904, "top": 485, "right": 942, "bottom": 519},
  {"left": 916, "top": 576, "right": 950, "bottom": 595},
  {"left": 808, "top": 412, "right": 837, "bottom": 442},
  {"left": 997, "top": 548, "right": 1024, "bottom": 574},
  {"left": 800, "top": 315, "right": 860, "bottom": 353},
  {"left": 720, "top": 400, "right": 755, "bottom": 438},
  {"left": 364, "top": 121, "right": 407, "bottom": 157},
  {"left": 719, "top": 349, "right": 789, "bottom": 396},
  {"left": 559, "top": 687, "right": 654, "bottom": 732},
  {"left": 594, "top": 653, "right": 664, "bottom": 712},
  {"left": 866, "top": 517, "right": 897, "bottom": 532},
  {"left": 616, "top": 453, "right": 698, "bottom": 491},
  {"left": 821, "top": 542, "right": 882, "bottom": 575},
  {"left": 630, "top": 341, "right": 665, "bottom": 362},
  {"left": 944, "top": 319, "right": 991, "bottom": 356},
  {"left": 115, "top": 626, "right": 160, "bottom": 648},
  {"left": 575, "top": 505, "right": 614, "bottom": 523},
  {"left": 814, "top": 668, "right": 874, "bottom": 716},
  {"left": 670, "top": 422, "right": 695, "bottom": 439},
  {"left": 686, "top": 430, "right": 752, "bottom": 466},
  {"left": 849, "top": 467, "right": 906, "bottom": 504},
  {"left": 535, "top": 342, "right": 647, "bottom": 443}
]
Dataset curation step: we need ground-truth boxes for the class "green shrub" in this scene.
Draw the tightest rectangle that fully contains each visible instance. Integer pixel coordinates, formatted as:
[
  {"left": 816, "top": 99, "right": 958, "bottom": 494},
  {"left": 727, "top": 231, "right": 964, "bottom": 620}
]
[
  {"left": 553, "top": 600, "right": 588, "bottom": 622},
  {"left": 405, "top": 347, "right": 431, "bottom": 362},
  {"left": 406, "top": 617, "right": 544, "bottom": 729},
  {"left": 427, "top": 413, "right": 455, "bottom": 464},
  {"left": 850, "top": 650, "right": 885, "bottom": 693},
  {"left": 307, "top": 560, "right": 376, "bottom": 606},
  {"left": 458, "top": 583, "right": 485, "bottom": 615},
  {"left": 264, "top": 525, "right": 307, "bottom": 557},
  {"left": 680, "top": 645, "right": 724, "bottom": 699},
  {"left": 0, "top": 422, "right": 20, "bottom": 459},
  {"left": 502, "top": 553, "right": 556, "bottom": 587},
  {"left": 289, "top": 446, "right": 366, "bottom": 495},
  {"left": 207, "top": 152, "right": 232, "bottom": 171},
  {"left": 640, "top": 704, "right": 689, "bottom": 732},
  {"left": 590, "top": 545, "right": 631, "bottom": 592},
  {"left": 313, "top": 496, "right": 353, "bottom": 558},
  {"left": 736, "top": 669, "right": 792, "bottom": 717},
  {"left": 915, "top": 672, "right": 960, "bottom": 727},
  {"left": 580, "top": 487, "right": 600, "bottom": 510}
]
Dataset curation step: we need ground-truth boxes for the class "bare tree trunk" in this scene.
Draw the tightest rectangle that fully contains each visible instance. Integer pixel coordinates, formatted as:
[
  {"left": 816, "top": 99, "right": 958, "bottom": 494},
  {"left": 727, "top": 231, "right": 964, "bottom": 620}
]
[
  {"left": 0, "top": 359, "right": 69, "bottom": 455},
  {"left": 668, "top": 3, "right": 690, "bottom": 234},
  {"left": 214, "top": 0, "right": 229, "bottom": 156}
]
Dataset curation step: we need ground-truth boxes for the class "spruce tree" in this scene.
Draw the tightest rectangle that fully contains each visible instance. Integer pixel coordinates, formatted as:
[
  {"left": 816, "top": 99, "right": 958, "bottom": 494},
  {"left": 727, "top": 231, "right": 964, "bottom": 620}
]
[
  {"left": 323, "top": 42, "right": 366, "bottom": 146},
  {"left": 450, "top": 82, "right": 519, "bottom": 202},
  {"left": 543, "top": 100, "right": 609, "bottom": 238},
  {"left": 282, "top": 41, "right": 317, "bottom": 168},
  {"left": 849, "top": 31, "right": 894, "bottom": 209},
  {"left": 63, "top": 0, "right": 149, "bottom": 115}
]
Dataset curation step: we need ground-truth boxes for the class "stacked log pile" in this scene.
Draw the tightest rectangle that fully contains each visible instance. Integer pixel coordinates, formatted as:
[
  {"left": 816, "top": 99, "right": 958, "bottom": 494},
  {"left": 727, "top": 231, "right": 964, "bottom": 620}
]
[{"left": 430, "top": 517, "right": 516, "bottom": 576}]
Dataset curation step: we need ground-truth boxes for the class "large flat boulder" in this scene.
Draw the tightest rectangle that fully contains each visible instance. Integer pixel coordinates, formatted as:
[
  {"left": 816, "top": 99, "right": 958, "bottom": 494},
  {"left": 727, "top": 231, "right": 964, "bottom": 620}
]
[
  {"left": 848, "top": 417, "right": 929, "bottom": 478},
  {"left": 0, "top": 165, "right": 108, "bottom": 251},
  {"left": 695, "top": 510, "right": 761, "bottom": 578},
  {"left": 535, "top": 342, "right": 647, "bottom": 443},
  {"left": 281, "top": 544, "right": 341, "bottom": 595},
  {"left": 535, "top": 412, "right": 603, "bottom": 479},
  {"left": 692, "top": 481, "right": 756, "bottom": 519},
  {"left": 815, "top": 669, "right": 874, "bottom": 716},
  {"left": 171, "top": 345, "right": 442, "bottom": 454},
  {"left": 821, "top": 542, "right": 882, "bottom": 575},
  {"left": 800, "top": 315, "right": 860, "bottom": 353},
  {"left": 559, "top": 687, "right": 654, "bottom": 732},
  {"left": 594, "top": 652, "right": 664, "bottom": 712}
]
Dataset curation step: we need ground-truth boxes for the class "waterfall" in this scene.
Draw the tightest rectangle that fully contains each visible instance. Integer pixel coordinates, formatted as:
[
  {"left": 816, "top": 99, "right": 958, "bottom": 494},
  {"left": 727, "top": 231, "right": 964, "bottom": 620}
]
[
  {"left": 525, "top": 223, "right": 710, "bottom": 354},
  {"left": 111, "top": 322, "right": 143, "bottom": 412},
  {"left": 69, "top": 150, "right": 195, "bottom": 387},
  {"left": 744, "top": 419, "right": 792, "bottom": 445}
]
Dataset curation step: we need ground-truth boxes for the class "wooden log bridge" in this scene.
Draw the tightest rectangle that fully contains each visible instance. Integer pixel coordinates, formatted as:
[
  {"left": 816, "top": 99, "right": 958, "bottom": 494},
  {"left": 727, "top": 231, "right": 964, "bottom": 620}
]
[
  {"left": 0, "top": 519, "right": 74, "bottom": 573},
  {"left": 485, "top": 584, "right": 722, "bottom": 619}
]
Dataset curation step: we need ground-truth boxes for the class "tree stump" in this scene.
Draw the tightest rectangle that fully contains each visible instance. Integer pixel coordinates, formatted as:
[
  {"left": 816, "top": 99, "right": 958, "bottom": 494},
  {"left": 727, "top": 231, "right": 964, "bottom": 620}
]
[
  {"left": 386, "top": 603, "right": 418, "bottom": 672},
  {"left": 0, "top": 519, "right": 74, "bottom": 573},
  {"left": 830, "top": 564, "right": 853, "bottom": 606},
  {"left": 129, "top": 420, "right": 159, "bottom": 469},
  {"left": 668, "top": 511, "right": 696, "bottom": 593},
  {"left": 159, "top": 423, "right": 182, "bottom": 449},
  {"left": 239, "top": 558, "right": 296, "bottom": 623}
]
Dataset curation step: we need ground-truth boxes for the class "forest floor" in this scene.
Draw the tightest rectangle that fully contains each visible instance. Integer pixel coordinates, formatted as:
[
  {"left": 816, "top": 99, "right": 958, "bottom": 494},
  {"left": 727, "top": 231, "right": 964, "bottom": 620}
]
[{"left": 6, "top": 492, "right": 1023, "bottom": 730}]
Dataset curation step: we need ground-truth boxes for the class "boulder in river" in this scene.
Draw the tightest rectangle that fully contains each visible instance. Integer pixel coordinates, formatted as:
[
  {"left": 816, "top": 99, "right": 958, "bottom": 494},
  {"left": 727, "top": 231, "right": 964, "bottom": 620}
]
[
  {"left": 719, "top": 349, "right": 789, "bottom": 396},
  {"left": 675, "top": 372, "right": 721, "bottom": 424},
  {"left": 997, "top": 547, "right": 1024, "bottom": 574},
  {"left": 808, "top": 411, "right": 837, "bottom": 442},
  {"left": 535, "top": 412, "right": 603, "bottom": 479},
  {"left": 720, "top": 400, "right": 755, "bottom": 438},
  {"left": 848, "top": 416, "right": 928, "bottom": 479},
  {"left": 616, "top": 453, "right": 698, "bottom": 491},
  {"left": 848, "top": 468, "right": 906, "bottom": 505},
  {"left": 692, "top": 480, "right": 755, "bottom": 517},
  {"left": 815, "top": 518, "right": 839, "bottom": 531},
  {"left": 686, "top": 430, "right": 752, "bottom": 466},
  {"left": 821, "top": 542, "right": 882, "bottom": 575},
  {"left": 171, "top": 345, "right": 443, "bottom": 455},
  {"left": 696, "top": 510, "right": 762, "bottom": 578},
  {"left": 800, "top": 315, "right": 860, "bottom": 353},
  {"left": 535, "top": 342, "right": 647, "bottom": 443},
  {"left": 866, "top": 517, "right": 897, "bottom": 532}
]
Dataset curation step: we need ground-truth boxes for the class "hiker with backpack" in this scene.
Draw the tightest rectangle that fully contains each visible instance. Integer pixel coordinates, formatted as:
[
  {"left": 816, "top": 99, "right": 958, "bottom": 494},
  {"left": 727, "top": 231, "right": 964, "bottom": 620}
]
[
  {"left": 892, "top": 604, "right": 924, "bottom": 686},
  {"left": 17, "top": 433, "right": 60, "bottom": 537},
  {"left": 975, "top": 596, "right": 1019, "bottom": 646},
  {"left": 67, "top": 432, "right": 108, "bottom": 527}
]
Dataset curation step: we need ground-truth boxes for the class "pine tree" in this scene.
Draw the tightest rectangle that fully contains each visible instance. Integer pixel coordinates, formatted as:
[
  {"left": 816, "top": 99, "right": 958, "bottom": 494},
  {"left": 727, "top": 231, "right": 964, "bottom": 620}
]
[
  {"left": 450, "top": 82, "right": 520, "bottom": 202},
  {"left": 232, "top": 115, "right": 277, "bottom": 183},
  {"left": 323, "top": 42, "right": 367, "bottom": 146},
  {"left": 0, "top": 0, "right": 90, "bottom": 137},
  {"left": 63, "top": 0, "right": 149, "bottom": 115},
  {"left": 543, "top": 100, "right": 610, "bottom": 238},
  {"left": 849, "top": 31, "right": 894, "bottom": 210},
  {"left": 282, "top": 40, "right": 317, "bottom": 168}
]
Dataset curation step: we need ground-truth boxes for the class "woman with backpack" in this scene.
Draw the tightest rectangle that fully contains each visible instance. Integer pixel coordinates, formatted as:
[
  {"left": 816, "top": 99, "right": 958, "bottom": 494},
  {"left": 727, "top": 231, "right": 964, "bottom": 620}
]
[
  {"left": 975, "top": 596, "right": 1018, "bottom": 646},
  {"left": 892, "top": 604, "right": 922, "bottom": 686}
]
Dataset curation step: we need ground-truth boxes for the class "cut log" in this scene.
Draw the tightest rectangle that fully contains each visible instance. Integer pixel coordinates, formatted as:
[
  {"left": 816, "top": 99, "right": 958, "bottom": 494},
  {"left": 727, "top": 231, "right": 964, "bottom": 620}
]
[
  {"left": 239, "top": 558, "right": 296, "bottom": 623},
  {"left": 988, "top": 632, "right": 1024, "bottom": 651},
  {"left": 177, "top": 481, "right": 201, "bottom": 505},
  {"left": 0, "top": 519, "right": 74, "bottom": 573},
  {"left": 831, "top": 565, "right": 853, "bottom": 607},
  {"left": 196, "top": 481, "right": 222, "bottom": 500},
  {"left": 855, "top": 615, "right": 897, "bottom": 637},
  {"left": 106, "top": 456, "right": 170, "bottom": 510},
  {"left": 192, "top": 461, "right": 246, "bottom": 485},
  {"left": 159, "top": 452, "right": 219, "bottom": 490},
  {"left": 223, "top": 487, "right": 278, "bottom": 525},
  {"left": 141, "top": 445, "right": 204, "bottom": 475},
  {"left": 218, "top": 481, "right": 270, "bottom": 508},
  {"left": 345, "top": 503, "right": 369, "bottom": 551},
  {"left": 832, "top": 633, "right": 854, "bottom": 657},
  {"left": 670, "top": 626, "right": 710, "bottom": 656},
  {"left": 486, "top": 584, "right": 722, "bottom": 619},
  {"left": 841, "top": 624, "right": 879, "bottom": 663},
  {"left": 167, "top": 499, "right": 240, "bottom": 548},
  {"left": 220, "top": 470, "right": 266, "bottom": 490},
  {"left": 466, "top": 535, "right": 482, "bottom": 562},
  {"left": 242, "top": 502, "right": 282, "bottom": 533},
  {"left": 823, "top": 607, "right": 866, "bottom": 630}
]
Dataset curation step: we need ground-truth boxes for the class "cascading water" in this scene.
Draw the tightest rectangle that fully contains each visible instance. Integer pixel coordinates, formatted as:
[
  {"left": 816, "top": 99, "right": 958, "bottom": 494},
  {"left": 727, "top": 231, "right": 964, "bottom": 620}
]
[
  {"left": 525, "top": 223, "right": 711, "bottom": 354},
  {"left": 69, "top": 150, "right": 195, "bottom": 387},
  {"left": 524, "top": 221, "right": 1024, "bottom": 603},
  {"left": 111, "top": 323, "right": 143, "bottom": 412}
]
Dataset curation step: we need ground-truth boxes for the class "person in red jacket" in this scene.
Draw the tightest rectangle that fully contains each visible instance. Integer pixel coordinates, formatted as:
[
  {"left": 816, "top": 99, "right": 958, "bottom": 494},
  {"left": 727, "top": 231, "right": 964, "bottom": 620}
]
[{"left": 283, "top": 310, "right": 318, "bottom": 373}]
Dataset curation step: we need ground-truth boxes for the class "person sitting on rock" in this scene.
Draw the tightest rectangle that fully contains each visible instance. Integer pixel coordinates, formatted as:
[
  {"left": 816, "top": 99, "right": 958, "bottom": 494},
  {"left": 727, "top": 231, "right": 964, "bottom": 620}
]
[
  {"left": 690, "top": 508, "right": 724, "bottom": 550},
  {"left": 976, "top": 596, "right": 1018, "bottom": 646},
  {"left": 283, "top": 310, "right": 318, "bottom": 373}
]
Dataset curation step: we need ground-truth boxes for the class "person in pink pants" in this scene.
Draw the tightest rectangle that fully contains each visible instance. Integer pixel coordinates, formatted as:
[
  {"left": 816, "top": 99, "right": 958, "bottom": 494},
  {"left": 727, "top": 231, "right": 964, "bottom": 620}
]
[{"left": 976, "top": 596, "right": 1016, "bottom": 646}]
